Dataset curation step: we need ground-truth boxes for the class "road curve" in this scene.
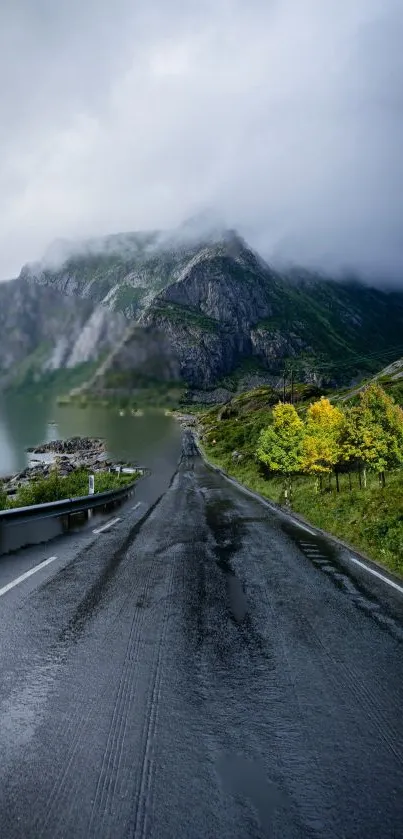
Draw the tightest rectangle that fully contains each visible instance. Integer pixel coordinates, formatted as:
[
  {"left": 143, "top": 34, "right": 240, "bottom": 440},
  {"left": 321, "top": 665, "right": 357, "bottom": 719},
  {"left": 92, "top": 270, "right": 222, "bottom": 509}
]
[{"left": 0, "top": 432, "right": 402, "bottom": 838}]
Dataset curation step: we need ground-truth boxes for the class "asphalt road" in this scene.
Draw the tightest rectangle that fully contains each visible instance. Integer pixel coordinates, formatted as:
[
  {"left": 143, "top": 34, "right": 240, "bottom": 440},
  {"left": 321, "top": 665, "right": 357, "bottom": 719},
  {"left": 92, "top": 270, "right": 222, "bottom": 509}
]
[{"left": 0, "top": 432, "right": 402, "bottom": 838}]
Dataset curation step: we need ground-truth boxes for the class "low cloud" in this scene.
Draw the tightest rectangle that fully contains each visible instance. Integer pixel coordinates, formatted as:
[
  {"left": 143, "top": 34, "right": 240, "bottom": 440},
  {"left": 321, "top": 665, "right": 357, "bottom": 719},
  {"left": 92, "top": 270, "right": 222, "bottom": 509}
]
[{"left": 1, "top": 0, "right": 402, "bottom": 282}]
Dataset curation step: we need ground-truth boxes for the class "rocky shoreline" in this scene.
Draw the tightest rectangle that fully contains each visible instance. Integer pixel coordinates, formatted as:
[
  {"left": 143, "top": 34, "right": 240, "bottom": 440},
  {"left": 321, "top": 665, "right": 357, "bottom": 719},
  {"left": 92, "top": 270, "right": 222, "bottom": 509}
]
[
  {"left": 27, "top": 436, "right": 106, "bottom": 457},
  {"left": 2, "top": 437, "right": 114, "bottom": 497},
  {"left": 172, "top": 412, "right": 200, "bottom": 430}
]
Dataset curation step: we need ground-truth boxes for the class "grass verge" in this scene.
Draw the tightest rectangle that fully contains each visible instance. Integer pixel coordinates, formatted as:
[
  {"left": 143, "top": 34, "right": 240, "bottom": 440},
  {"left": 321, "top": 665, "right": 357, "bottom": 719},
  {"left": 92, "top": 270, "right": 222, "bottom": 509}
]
[
  {"left": 200, "top": 395, "right": 403, "bottom": 577},
  {"left": 0, "top": 468, "right": 136, "bottom": 511}
]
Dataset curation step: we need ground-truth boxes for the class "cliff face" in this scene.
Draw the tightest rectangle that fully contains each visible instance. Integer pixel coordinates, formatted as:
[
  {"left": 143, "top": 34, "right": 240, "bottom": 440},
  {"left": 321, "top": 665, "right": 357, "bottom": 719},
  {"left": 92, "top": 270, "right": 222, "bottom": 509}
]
[
  {"left": 0, "top": 277, "right": 126, "bottom": 386},
  {"left": 2, "top": 227, "right": 403, "bottom": 395},
  {"left": 139, "top": 240, "right": 403, "bottom": 389}
]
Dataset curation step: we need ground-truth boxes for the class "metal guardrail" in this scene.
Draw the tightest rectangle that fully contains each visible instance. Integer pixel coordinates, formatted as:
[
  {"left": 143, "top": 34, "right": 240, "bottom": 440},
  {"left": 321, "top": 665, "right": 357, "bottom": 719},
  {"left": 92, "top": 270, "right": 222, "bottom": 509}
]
[
  {"left": 0, "top": 481, "right": 137, "bottom": 555},
  {"left": 0, "top": 482, "right": 137, "bottom": 525}
]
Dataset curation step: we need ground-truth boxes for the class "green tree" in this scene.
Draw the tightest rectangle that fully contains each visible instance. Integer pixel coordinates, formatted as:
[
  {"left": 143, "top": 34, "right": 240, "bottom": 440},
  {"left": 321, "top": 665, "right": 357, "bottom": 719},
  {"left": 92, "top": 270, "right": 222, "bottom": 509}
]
[
  {"left": 301, "top": 397, "right": 344, "bottom": 490},
  {"left": 340, "top": 385, "right": 403, "bottom": 487},
  {"left": 256, "top": 403, "right": 304, "bottom": 503},
  {"left": 360, "top": 385, "right": 403, "bottom": 485},
  {"left": 339, "top": 406, "right": 381, "bottom": 488}
]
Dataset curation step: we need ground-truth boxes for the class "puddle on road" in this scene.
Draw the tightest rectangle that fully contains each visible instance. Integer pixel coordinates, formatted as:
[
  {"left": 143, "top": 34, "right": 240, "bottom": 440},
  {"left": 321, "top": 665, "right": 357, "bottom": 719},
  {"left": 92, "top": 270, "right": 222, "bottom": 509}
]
[
  {"left": 282, "top": 521, "right": 403, "bottom": 641},
  {"left": 216, "top": 560, "right": 248, "bottom": 624},
  {"left": 0, "top": 655, "right": 57, "bottom": 757},
  {"left": 217, "top": 754, "right": 296, "bottom": 835},
  {"left": 205, "top": 499, "right": 248, "bottom": 625}
]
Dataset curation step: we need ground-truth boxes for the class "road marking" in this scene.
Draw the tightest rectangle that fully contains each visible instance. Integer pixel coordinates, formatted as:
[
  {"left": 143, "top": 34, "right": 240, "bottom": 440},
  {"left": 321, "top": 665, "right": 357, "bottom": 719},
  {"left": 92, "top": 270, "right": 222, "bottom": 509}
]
[
  {"left": 93, "top": 517, "right": 121, "bottom": 535},
  {"left": 0, "top": 556, "right": 57, "bottom": 599},
  {"left": 132, "top": 502, "right": 142, "bottom": 511},
  {"left": 205, "top": 452, "right": 403, "bottom": 598},
  {"left": 295, "top": 523, "right": 317, "bottom": 536},
  {"left": 302, "top": 544, "right": 403, "bottom": 594},
  {"left": 347, "top": 554, "right": 403, "bottom": 595}
]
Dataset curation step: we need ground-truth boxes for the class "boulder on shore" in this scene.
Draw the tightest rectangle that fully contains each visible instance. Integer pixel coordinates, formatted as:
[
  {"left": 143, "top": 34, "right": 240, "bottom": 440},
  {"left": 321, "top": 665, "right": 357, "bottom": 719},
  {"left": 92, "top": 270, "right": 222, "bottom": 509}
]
[{"left": 26, "top": 436, "right": 105, "bottom": 456}]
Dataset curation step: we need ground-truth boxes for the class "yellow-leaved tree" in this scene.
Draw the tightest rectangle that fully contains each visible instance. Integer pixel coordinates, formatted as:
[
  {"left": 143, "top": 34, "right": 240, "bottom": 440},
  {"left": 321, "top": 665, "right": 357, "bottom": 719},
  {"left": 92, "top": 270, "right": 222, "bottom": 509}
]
[
  {"left": 301, "top": 397, "right": 344, "bottom": 491},
  {"left": 256, "top": 403, "right": 305, "bottom": 503}
]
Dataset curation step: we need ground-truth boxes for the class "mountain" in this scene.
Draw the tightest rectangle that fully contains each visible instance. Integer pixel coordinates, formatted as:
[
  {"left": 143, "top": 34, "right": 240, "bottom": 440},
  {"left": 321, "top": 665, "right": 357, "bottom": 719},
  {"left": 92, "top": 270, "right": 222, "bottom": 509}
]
[
  {"left": 1, "top": 227, "right": 403, "bottom": 398},
  {"left": 0, "top": 275, "right": 126, "bottom": 389}
]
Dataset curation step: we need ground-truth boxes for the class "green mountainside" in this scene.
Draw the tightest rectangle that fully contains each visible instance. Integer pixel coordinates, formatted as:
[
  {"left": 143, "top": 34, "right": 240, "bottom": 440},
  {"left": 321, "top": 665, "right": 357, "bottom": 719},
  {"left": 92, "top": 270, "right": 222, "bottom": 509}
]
[{"left": 1, "top": 226, "right": 403, "bottom": 398}]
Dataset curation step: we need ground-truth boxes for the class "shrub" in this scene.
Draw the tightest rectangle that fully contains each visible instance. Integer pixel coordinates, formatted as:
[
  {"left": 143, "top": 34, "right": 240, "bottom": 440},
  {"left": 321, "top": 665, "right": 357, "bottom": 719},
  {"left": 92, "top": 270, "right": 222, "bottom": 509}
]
[{"left": 8, "top": 468, "right": 135, "bottom": 509}]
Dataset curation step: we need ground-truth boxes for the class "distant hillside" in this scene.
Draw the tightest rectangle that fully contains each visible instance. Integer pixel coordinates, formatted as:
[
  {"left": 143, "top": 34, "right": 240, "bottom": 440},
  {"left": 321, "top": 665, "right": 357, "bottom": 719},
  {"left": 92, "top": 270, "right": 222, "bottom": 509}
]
[
  {"left": 338, "top": 356, "right": 403, "bottom": 407},
  {"left": 1, "top": 226, "right": 403, "bottom": 397}
]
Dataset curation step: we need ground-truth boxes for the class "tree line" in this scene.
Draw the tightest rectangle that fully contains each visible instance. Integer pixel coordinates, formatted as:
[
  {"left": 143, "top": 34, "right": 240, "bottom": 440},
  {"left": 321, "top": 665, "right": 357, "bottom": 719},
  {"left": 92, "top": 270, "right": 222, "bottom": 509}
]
[{"left": 256, "top": 384, "right": 403, "bottom": 499}]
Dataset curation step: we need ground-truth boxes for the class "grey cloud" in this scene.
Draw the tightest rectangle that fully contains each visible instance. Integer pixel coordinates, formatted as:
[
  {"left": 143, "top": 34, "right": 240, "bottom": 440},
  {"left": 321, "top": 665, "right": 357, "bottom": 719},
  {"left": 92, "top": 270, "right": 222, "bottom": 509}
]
[{"left": 0, "top": 0, "right": 402, "bottom": 282}]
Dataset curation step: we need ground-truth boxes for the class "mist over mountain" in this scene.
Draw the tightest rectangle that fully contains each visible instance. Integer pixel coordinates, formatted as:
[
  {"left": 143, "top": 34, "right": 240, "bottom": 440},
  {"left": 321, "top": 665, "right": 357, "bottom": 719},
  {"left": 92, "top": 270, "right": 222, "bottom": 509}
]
[
  {"left": 1, "top": 227, "right": 403, "bottom": 401},
  {"left": 1, "top": 1, "right": 403, "bottom": 283}
]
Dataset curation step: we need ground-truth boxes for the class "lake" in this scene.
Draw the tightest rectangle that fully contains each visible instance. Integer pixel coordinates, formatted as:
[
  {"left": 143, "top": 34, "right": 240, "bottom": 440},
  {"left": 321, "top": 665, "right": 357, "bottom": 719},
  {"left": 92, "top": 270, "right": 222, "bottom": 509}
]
[{"left": 0, "top": 393, "right": 182, "bottom": 479}]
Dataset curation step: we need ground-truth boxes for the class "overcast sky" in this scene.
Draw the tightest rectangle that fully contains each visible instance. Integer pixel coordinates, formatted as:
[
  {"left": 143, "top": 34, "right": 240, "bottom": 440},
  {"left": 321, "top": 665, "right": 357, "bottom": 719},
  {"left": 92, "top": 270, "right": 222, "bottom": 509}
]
[{"left": 1, "top": 0, "right": 402, "bottom": 282}]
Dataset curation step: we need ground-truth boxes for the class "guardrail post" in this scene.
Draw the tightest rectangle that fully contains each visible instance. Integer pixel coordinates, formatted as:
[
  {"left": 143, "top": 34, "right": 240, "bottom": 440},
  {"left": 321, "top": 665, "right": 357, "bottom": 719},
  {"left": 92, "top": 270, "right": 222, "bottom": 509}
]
[{"left": 88, "top": 474, "right": 95, "bottom": 520}]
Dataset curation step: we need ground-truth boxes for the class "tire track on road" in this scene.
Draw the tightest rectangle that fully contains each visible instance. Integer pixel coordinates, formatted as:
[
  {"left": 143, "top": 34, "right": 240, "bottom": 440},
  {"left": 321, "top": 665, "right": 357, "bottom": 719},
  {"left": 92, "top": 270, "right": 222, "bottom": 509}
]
[
  {"left": 300, "top": 611, "right": 403, "bottom": 767},
  {"left": 37, "top": 559, "right": 157, "bottom": 838},
  {"left": 32, "top": 500, "right": 168, "bottom": 838},
  {"left": 88, "top": 494, "right": 179, "bottom": 837},
  {"left": 130, "top": 556, "right": 175, "bottom": 839},
  {"left": 86, "top": 558, "right": 164, "bottom": 836}
]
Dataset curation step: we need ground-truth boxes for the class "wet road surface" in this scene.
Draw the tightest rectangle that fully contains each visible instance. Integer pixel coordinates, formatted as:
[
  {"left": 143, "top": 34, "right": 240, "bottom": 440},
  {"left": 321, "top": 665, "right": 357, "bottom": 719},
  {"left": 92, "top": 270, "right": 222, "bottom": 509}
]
[{"left": 0, "top": 433, "right": 402, "bottom": 838}]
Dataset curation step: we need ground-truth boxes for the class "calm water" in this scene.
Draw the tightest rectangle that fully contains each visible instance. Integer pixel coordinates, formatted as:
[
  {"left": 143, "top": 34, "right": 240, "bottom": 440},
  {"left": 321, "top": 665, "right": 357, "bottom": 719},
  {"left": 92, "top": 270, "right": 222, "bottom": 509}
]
[{"left": 0, "top": 394, "right": 181, "bottom": 478}]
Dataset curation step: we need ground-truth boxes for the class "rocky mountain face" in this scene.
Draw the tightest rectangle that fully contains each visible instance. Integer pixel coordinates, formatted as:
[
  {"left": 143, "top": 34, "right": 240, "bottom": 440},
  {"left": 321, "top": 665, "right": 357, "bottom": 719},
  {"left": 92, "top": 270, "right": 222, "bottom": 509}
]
[
  {"left": 139, "top": 239, "right": 403, "bottom": 390},
  {"left": 0, "top": 276, "right": 126, "bottom": 387},
  {"left": 2, "top": 227, "right": 403, "bottom": 396}
]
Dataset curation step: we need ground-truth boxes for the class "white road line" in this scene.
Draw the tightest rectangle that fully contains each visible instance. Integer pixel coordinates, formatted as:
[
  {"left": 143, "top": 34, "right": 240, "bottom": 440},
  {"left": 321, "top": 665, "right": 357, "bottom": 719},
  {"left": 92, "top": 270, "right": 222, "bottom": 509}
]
[
  {"left": 303, "top": 545, "right": 403, "bottom": 594},
  {"left": 0, "top": 556, "right": 57, "bottom": 599},
  {"left": 348, "top": 554, "right": 403, "bottom": 595},
  {"left": 93, "top": 517, "right": 121, "bottom": 535},
  {"left": 132, "top": 502, "right": 142, "bottom": 511},
  {"left": 205, "top": 453, "right": 403, "bottom": 598},
  {"left": 295, "top": 523, "right": 317, "bottom": 536}
]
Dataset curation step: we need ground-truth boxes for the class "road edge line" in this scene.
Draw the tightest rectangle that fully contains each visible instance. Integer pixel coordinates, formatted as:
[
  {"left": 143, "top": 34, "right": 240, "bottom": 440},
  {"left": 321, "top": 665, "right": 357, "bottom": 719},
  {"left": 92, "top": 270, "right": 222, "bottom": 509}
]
[
  {"left": 196, "top": 438, "right": 403, "bottom": 599},
  {"left": 0, "top": 556, "right": 57, "bottom": 598}
]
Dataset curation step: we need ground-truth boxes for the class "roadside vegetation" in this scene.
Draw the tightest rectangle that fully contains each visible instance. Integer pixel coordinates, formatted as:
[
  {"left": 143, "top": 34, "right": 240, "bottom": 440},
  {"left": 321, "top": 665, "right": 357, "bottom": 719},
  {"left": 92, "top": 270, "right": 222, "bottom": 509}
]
[
  {"left": 200, "top": 383, "right": 403, "bottom": 575},
  {"left": 0, "top": 468, "right": 135, "bottom": 512}
]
